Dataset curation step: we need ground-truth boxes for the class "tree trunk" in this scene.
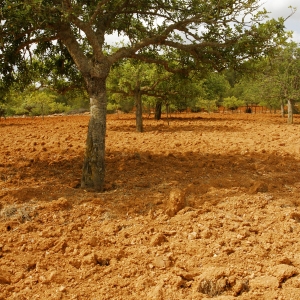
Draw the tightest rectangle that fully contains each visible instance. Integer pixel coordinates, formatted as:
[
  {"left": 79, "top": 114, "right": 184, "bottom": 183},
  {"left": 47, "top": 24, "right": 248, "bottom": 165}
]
[
  {"left": 166, "top": 103, "right": 170, "bottom": 125},
  {"left": 281, "top": 100, "right": 285, "bottom": 118},
  {"left": 155, "top": 101, "right": 162, "bottom": 120},
  {"left": 81, "top": 76, "right": 108, "bottom": 191},
  {"left": 147, "top": 103, "right": 151, "bottom": 118},
  {"left": 59, "top": 26, "right": 110, "bottom": 192},
  {"left": 135, "top": 89, "right": 143, "bottom": 132},
  {"left": 287, "top": 99, "right": 293, "bottom": 124}
]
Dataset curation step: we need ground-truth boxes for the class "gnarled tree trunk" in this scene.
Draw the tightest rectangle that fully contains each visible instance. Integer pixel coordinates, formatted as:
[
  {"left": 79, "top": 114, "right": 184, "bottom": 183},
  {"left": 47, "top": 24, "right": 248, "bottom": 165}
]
[
  {"left": 81, "top": 73, "right": 109, "bottom": 191},
  {"left": 60, "top": 26, "right": 111, "bottom": 192}
]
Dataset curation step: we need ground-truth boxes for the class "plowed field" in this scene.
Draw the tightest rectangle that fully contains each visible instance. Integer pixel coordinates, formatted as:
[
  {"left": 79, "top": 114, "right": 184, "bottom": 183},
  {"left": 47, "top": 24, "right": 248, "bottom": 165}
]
[{"left": 1, "top": 112, "right": 300, "bottom": 299}]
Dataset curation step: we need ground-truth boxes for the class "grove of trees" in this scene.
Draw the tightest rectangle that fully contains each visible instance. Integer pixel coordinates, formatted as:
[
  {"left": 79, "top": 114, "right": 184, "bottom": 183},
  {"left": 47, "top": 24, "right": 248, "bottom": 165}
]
[{"left": 0, "top": 0, "right": 297, "bottom": 191}]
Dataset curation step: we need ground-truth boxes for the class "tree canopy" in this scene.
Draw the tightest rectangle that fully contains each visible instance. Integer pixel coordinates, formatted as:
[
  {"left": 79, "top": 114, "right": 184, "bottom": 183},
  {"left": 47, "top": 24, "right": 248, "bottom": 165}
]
[
  {"left": 260, "top": 42, "right": 300, "bottom": 123},
  {"left": 0, "top": 0, "right": 292, "bottom": 190}
]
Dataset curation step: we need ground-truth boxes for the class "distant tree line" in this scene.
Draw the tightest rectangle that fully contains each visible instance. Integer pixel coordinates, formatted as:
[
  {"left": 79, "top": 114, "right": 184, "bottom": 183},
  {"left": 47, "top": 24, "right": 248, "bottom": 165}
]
[{"left": 1, "top": 42, "right": 299, "bottom": 124}]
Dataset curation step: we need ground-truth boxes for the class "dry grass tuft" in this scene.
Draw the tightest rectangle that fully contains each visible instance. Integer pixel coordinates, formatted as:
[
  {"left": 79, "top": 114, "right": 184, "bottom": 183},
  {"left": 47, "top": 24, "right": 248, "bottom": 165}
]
[
  {"left": 0, "top": 204, "right": 36, "bottom": 223},
  {"left": 198, "top": 278, "right": 230, "bottom": 297}
]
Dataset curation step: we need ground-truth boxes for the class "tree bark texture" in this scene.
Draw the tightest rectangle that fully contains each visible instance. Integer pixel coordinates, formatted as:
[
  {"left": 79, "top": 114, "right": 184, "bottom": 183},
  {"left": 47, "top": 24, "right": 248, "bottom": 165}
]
[
  {"left": 166, "top": 103, "right": 170, "bottom": 125},
  {"left": 155, "top": 101, "right": 162, "bottom": 120},
  {"left": 81, "top": 76, "right": 108, "bottom": 191},
  {"left": 281, "top": 100, "right": 285, "bottom": 118},
  {"left": 287, "top": 99, "right": 293, "bottom": 124},
  {"left": 135, "top": 88, "right": 143, "bottom": 132}
]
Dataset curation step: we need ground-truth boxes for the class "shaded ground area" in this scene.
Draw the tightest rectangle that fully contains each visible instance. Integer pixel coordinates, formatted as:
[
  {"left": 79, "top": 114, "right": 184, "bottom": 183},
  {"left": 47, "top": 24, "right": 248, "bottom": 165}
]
[{"left": 1, "top": 113, "right": 300, "bottom": 299}]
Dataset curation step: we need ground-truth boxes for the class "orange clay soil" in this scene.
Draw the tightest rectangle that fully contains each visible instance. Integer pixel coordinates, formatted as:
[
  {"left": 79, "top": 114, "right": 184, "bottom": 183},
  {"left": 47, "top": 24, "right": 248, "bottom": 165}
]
[{"left": 1, "top": 112, "right": 300, "bottom": 300}]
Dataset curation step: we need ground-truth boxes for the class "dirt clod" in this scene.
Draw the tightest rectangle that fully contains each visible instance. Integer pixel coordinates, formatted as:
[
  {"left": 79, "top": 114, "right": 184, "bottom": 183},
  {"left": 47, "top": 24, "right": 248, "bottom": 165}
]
[
  {"left": 150, "top": 233, "right": 168, "bottom": 246},
  {"left": 0, "top": 269, "right": 11, "bottom": 284},
  {"left": 165, "top": 188, "right": 186, "bottom": 217}
]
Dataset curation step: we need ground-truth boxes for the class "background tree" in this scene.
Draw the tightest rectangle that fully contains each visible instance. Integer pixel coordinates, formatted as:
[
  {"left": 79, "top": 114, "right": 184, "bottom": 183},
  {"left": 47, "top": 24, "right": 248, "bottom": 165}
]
[
  {"left": 254, "top": 73, "right": 282, "bottom": 114},
  {"left": 269, "top": 43, "right": 300, "bottom": 124},
  {"left": 107, "top": 60, "right": 174, "bottom": 131},
  {"left": 1, "top": 50, "right": 89, "bottom": 115},
  {"left": 3, "top": 84, "right": 72, "bottom": 116},
  {"left": 0, "top": 0, "right": 291, "bottom": 191},
  {"left": 223, "top": 96, "right": 245, "bottom": 112},
  {"left": 150, "top": 72, "right": 202, "bottom": 119},
  {"left": 202, "top": 72, "right": 230, "bottom": 107},
  {"left": 195, "top": 72, "right": 230, "bottom": 112},
  {"left": 248, "top": 43, "right": 300, "bottom": 122},
  {"left": 228, "top": 77, "right": 262, "bottom": 113}
]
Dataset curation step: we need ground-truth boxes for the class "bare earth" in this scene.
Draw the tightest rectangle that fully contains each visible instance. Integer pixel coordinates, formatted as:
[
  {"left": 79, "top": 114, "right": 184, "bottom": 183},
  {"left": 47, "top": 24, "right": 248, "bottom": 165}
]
[{"left": 1, "top": 112, "right": 300, "bottom": 300}]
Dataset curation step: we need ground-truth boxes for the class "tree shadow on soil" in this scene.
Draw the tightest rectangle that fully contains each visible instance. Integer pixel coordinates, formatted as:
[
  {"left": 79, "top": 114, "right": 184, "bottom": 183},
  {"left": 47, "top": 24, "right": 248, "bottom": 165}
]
[
  {"left": 0, "top": 123, "right": 33, "bottom": 128},
  {"left": 105, "top": 150, "right": 299, "bottom": 192},
  {"left": 3, "top": 150, "right": 300, "bottom": 212},
  {"left": 109, "top": 122, "right": 245, "bottom": 133}
]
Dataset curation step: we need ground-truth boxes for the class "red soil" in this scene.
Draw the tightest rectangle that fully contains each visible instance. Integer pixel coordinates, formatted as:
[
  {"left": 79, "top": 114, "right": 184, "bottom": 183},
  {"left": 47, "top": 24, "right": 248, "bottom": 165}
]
[{"left": 1, "top": 112, "right": 300, "bottom": 299}]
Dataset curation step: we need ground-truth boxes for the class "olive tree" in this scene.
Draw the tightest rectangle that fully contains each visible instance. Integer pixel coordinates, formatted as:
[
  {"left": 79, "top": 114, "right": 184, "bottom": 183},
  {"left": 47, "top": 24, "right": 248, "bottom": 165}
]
[
  {"left": 266, "top": 43, "right": 300, "bottom": 123},
  {"left": 107, "top": 60, "right": 174, "bottom": 132}
]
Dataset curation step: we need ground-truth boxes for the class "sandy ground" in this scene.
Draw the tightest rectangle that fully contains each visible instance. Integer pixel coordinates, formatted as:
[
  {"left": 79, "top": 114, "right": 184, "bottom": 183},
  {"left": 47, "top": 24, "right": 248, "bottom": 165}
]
[{"left": 1, "top": 112, "right": 300, "bottom": 299}]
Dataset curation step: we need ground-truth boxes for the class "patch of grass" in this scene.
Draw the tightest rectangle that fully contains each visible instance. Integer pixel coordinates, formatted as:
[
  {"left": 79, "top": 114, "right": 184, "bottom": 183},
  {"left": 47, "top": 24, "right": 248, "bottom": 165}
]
[
  {"left": 0, "top": 204, "right": 36, "bottom": 223},
  {"left": 198, "top": 278, "right": 230, "bottom": 297}
]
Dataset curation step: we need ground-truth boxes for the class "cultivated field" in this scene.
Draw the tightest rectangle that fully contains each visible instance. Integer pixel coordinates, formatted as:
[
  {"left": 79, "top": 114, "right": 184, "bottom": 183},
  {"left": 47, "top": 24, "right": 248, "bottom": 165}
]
[{"left": 1, "top": 112, "right": 300, "bottom": 299}]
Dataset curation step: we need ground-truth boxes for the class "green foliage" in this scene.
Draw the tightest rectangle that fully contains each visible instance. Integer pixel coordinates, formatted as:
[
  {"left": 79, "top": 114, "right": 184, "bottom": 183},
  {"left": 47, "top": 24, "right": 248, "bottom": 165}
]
[
  {"left": 0, "top": 0, "right": 293, "bottom": 115},
  {"left": 4, "top": 88, "right": 71, "bottom": 116},
  {"left": 22, "top": 91, "right": 54, "bottom": 116},
  {"left": 273, "top": 43, "right": 300, "bottom": 103},
  {"left": 223, "top": 96, "right": 245, "bottom": 110},
  {"left": 108, "top": 92, "right": 135, "bottom": 113},
  {"left": 160, "top": 103, "right": 174, "bottom": 113},
  {"left": 0, "top": 0, "right": 291, "bottom": 92},
  {"left": 228, "top": 78, "right": 260, "bottom": 106},
  {"left": 106, "top": 102, "right": 118, "bottom": 114},
  {"left": 202, "top": 73, "right": 230, "bottom": 104},
  {"left": 245, "top": 43, "right": 300, "bottom": 112},
  {"left": 196, "top": 99, "right": 218, "bottom": 113},
  {"left": 59, "top": 89, "right": 89, "bottom": 110},
  {"left": 108, "top": 60, "right": 202, "bottom": 113}
]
